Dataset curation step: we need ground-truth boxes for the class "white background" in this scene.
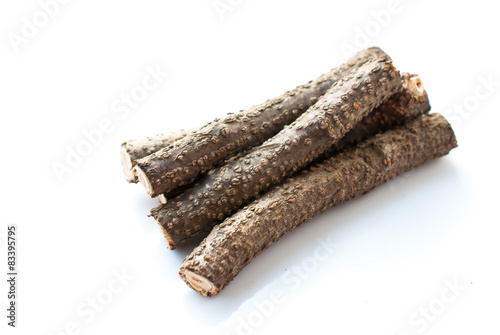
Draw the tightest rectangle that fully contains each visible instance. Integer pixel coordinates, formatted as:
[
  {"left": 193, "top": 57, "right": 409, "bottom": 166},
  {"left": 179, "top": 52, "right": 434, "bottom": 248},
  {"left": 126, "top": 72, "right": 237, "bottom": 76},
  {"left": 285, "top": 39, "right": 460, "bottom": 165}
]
[{"left": 1, "top": 1, "right": 499, "bottom": 334}]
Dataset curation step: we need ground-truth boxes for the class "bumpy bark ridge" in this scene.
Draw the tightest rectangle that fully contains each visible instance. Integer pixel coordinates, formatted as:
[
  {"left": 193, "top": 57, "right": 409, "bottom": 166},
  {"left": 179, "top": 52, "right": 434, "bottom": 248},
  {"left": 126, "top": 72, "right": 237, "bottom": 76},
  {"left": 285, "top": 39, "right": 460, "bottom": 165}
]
[
  {"left": 180, "top": 113, "right": 458, "bottom": 296},
  {"left": 327, "top": 73, "right": 430, "bottom": 154},
  {"left": 135, "top": 47, "right": 390, "bottom": 197},
  {"left": 157, "top": 149, "right": 254, "bottom": 204},
  {"left": 121, "top": 130, "right": 192, "bottom": 183},
  {"left": 151, "top": 59, "right": 403, "bottom": 249}
]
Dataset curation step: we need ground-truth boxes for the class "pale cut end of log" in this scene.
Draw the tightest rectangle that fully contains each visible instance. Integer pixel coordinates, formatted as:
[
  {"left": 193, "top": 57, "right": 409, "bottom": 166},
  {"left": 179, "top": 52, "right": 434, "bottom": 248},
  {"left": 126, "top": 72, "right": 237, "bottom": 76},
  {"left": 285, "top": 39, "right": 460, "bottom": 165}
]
[
  {"left": 154, "top": 217, "right": 177, "bottom": 249},
  {"left": 179, "top": 269, "right": 218, "bottom": 297},
  {"left": 158, "top": 194, "right": 167, "bottom": 204},
  {"left": 405, "top": 74, "right": 425, "bottom": 96},
  {"left": 134, "top": 165, "right": 154, "bottom": 196},
  {"left": 121, "top": 145, "right": 136, "bottom": 183}
]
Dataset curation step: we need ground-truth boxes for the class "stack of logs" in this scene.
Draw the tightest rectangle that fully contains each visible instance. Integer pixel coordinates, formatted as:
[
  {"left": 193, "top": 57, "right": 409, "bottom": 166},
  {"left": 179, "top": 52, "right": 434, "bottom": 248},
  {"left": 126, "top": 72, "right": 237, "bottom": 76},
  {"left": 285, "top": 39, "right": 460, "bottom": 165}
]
[{"left": 121, "top": 47, "right": 457, "bottom": 296}]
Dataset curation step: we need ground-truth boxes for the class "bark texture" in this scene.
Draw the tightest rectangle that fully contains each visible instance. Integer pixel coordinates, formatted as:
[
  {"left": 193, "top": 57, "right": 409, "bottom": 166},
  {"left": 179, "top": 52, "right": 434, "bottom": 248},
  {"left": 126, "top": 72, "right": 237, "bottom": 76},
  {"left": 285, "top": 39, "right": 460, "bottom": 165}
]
[
  {"left": 326, "top": 73, "right": 430, "bottom": 155},
  {"left": 135, "top": 47, "right": 391, "bottom": 197},
  {"left": 121, "top": 130, "right": 191, "bottom": 183},
  {"left": 151, "top": 59, "right": 403, "bottom": 249},
  {"left": 180, "top": 113, "right": 458, "bottom": 296},
  {"left": 157, "top": 149, "right": 253, "bottom": 204}
]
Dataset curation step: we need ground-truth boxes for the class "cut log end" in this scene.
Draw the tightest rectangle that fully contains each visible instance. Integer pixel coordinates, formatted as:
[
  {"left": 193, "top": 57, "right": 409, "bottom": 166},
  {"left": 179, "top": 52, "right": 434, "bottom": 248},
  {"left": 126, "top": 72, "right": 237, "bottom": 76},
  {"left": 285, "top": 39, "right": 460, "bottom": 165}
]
[
  {"left": 405, "top": 74, "right": 425, "bottom": 97},
  {"left": 121, "top": 145, "right": 137, "bottom": 183},
  {"left": 134, "top": 165, "right": 154, "bottom": 196},
  {"left": 158, "top": 194, "right": 167, "bottom": 204},
  {"left": 154, "top": 217, "right": 177, "bottom": 249},
  {"left": 180, "top": 269, "right": 218, "bottom": 297}
]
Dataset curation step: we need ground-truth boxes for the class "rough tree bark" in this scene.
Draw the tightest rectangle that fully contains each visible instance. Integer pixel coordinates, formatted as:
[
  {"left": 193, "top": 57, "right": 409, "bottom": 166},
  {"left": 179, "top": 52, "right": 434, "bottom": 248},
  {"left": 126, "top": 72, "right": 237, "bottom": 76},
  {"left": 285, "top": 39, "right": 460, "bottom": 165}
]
[
  {"left": 134, "top": 47, "right": 390, "bottom": 197},
  {"left": 179, "top": 113, "right": 458, "bottom": 296},
  {"left": 326, "top": 73, "right": 430, "bottom": 154},
  {"left": 151, "top": 59, "right": 403, "bottom": 249}
]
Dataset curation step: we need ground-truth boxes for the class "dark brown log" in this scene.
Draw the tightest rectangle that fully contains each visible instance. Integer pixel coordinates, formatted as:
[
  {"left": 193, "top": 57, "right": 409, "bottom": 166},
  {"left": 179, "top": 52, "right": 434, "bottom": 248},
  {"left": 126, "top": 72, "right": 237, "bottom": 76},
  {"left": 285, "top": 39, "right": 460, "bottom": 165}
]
[
  {"left": 180, "top": 113, "right": 458, "bottom": 296},
  {"left": 151, "top": 59, "right": 403, "bottom": 249},
  {"left": 134, "top": 47, "right": 391, "bottom": 197}
]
